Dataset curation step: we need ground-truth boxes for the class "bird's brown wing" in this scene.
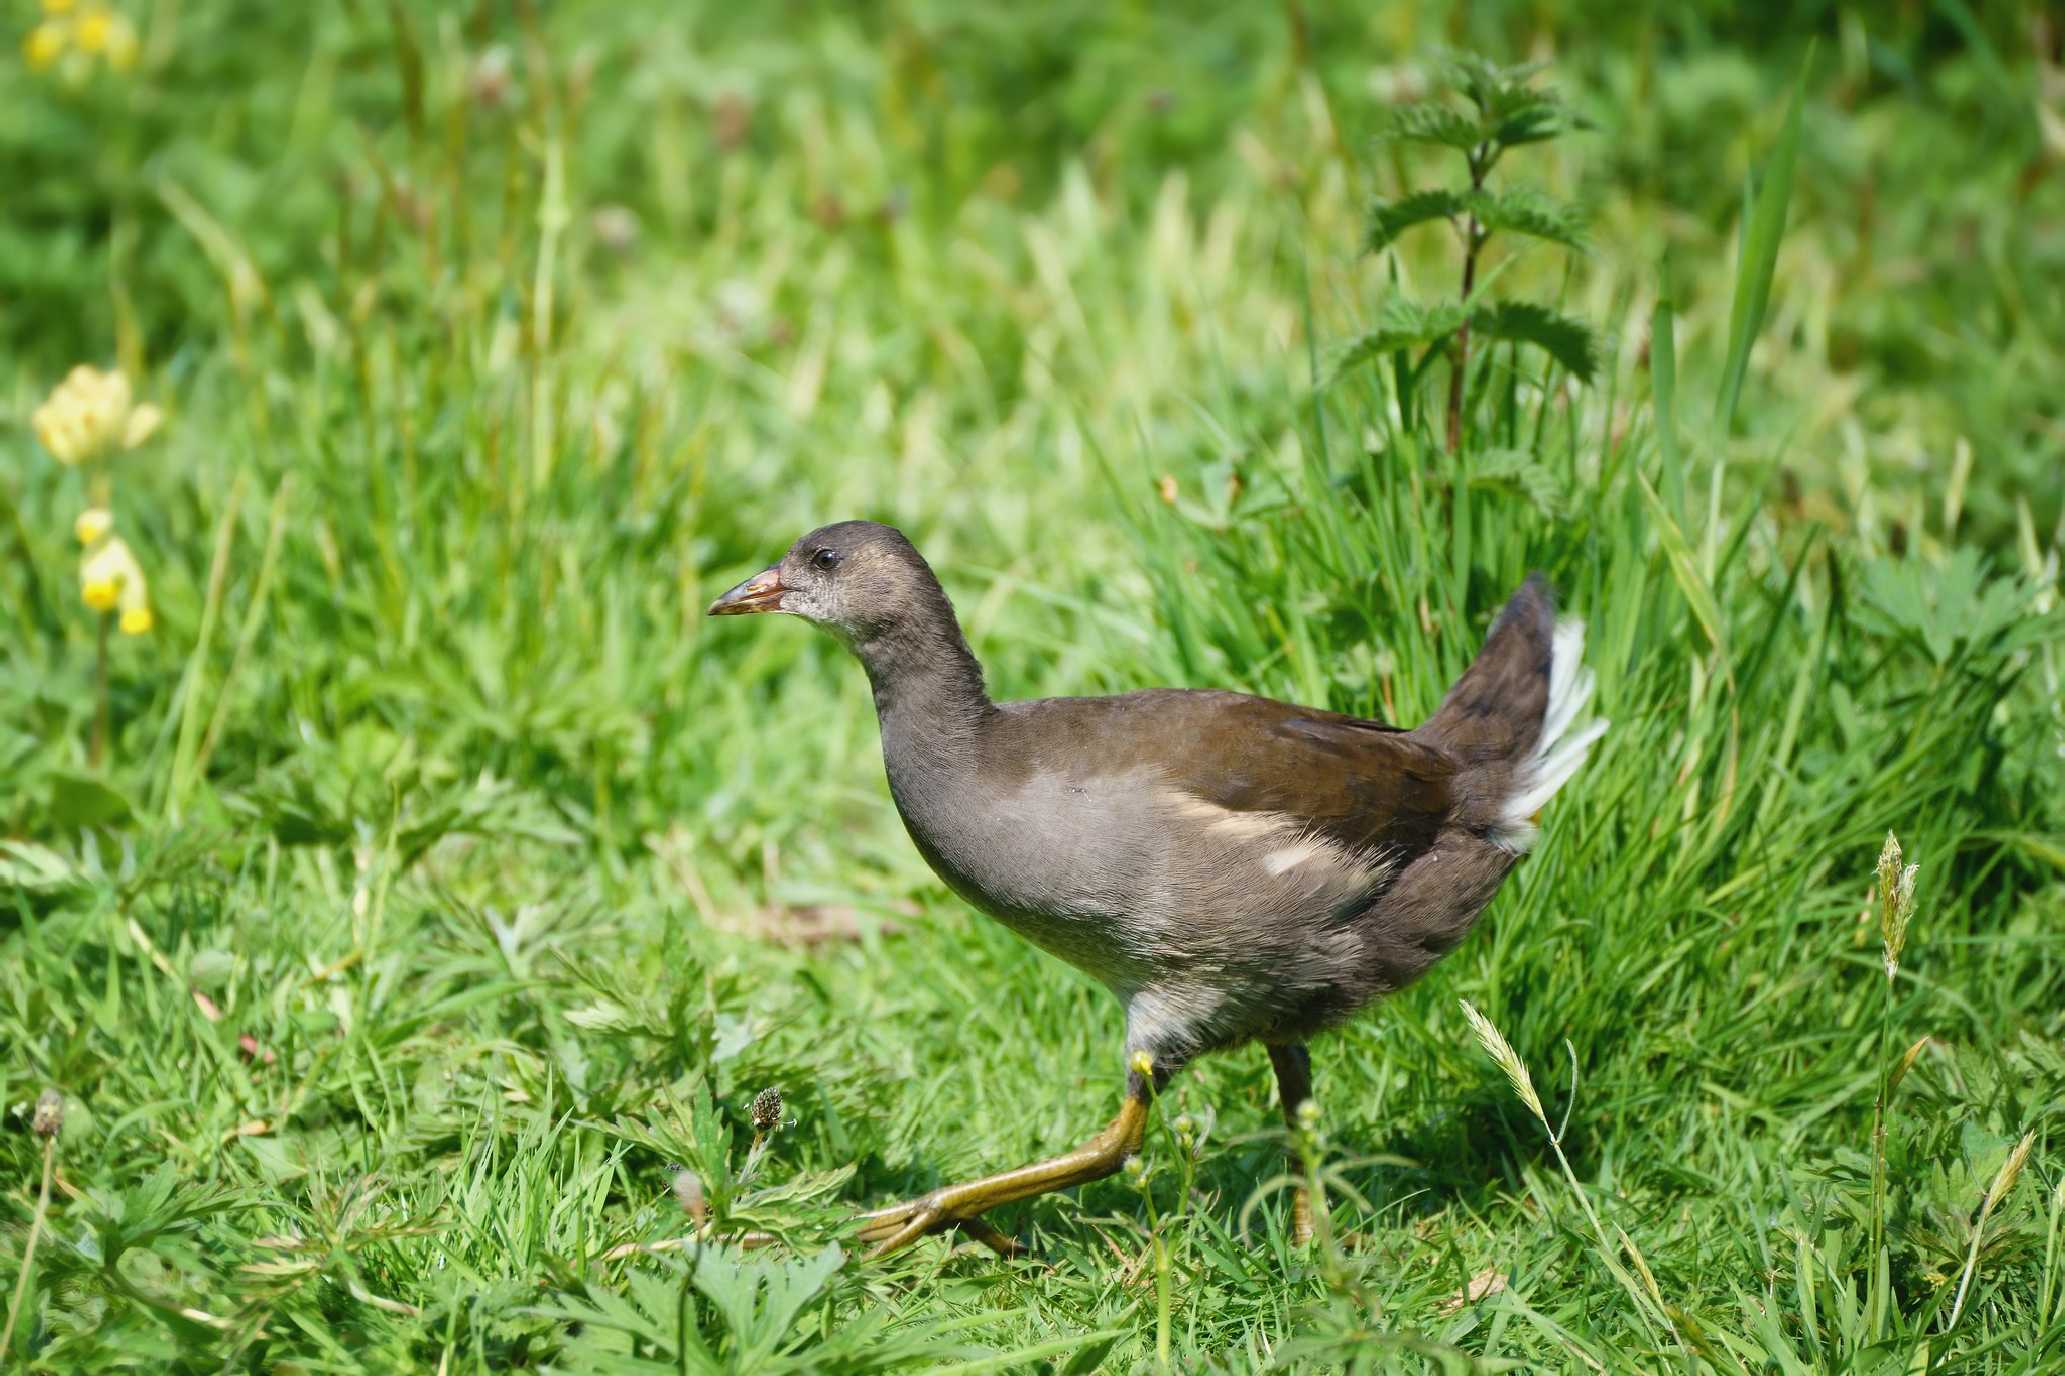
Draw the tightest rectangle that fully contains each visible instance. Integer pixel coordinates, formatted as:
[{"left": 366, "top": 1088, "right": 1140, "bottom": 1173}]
[{"left": 993, "top": 689, "right": 1459, "bottom": 859}]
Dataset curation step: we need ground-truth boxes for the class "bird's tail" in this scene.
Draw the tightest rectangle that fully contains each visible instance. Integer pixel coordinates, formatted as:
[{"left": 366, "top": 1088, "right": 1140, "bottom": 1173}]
[{"left": 1415, "top": 575, "right": 1607, "bottom": 852}]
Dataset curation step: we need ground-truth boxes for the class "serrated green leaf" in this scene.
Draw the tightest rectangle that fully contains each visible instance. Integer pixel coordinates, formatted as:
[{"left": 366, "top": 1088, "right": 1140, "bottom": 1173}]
[
  {"left": 1384, "top": 102, "right": 1483, "bottom": 151},
  {"left": 1331, "top": 299, "right": 1467, "bottom": 378},
  {"left": 1490, "top": 96, "right": 1577, "bottom": 147},
  {"left": 1446, "top": 53, "right": 1581, "bottom": 146},
  {"left": 1366, "top": 188, "right": 1465, "bottom": 252},
  {"left": 1462, "top": 187, "right": 1586, "bottom": 250},
  {"left": 1469, "top": 300, "right": 1599, "bottom": 382},
  {"left": 1470, "top": 447, "right": 1573, "bottom": 517}
]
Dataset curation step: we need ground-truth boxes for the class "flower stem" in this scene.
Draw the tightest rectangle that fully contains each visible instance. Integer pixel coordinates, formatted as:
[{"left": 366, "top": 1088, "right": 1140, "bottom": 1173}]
[
  {"left": 92, "top": 611, "right": 111, "bottom": 769},
  {"left": 1868, "top": 965, "right": 1894, "bottom": 1333},
  {"left": 0, "top": 1135, "right": 58, "bottom": 1362}
]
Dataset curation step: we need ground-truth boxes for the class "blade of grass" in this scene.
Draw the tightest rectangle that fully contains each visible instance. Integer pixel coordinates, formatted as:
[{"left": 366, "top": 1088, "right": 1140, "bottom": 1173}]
[{"left": 1715, "top": 46, "right": 1812, "bottom": 435}]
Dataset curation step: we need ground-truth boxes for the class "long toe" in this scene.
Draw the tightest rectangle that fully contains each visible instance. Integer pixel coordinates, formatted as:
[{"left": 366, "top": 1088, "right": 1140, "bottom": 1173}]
[
  {"left": 852, "top": 1193, "right": 951, "bottom": 1253},
  {"left": 852, "top": 1194, "right": 1026, "bottom": 1259}
]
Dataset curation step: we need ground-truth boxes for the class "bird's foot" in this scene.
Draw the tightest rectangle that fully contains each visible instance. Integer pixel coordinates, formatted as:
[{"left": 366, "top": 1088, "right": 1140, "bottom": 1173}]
[
  {"left": 850, "top": 1091, "right": 1151, "bottom": 1260},
  {"left": 852, "top": 1193, "right": 1024, "bottom": 1259}
]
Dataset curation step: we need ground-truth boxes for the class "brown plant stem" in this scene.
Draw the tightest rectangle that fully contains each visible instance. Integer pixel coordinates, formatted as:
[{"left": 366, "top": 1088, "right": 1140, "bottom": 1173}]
[
  {"left": 1445, "top": 222, "right": 1479, "bottom": 454},
  {"left": 1444, "top": 152, "right": 1490, "bottom": 455}
]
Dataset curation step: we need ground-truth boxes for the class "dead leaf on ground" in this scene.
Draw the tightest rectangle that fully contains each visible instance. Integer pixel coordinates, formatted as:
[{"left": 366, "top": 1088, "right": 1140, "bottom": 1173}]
[{"left": 1436, "top": 1267, "right": 1507, "bottom": 1314}]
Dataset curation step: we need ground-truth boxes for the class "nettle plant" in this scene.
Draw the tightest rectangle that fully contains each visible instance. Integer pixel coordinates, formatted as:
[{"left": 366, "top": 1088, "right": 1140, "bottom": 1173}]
[{"left": 1346, "top": 56, "right": 1598, "bottom": 454}]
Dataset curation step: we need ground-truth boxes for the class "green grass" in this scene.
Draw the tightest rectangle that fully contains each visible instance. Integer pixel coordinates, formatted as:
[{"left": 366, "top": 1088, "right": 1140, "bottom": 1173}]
[{"left": 4, "top": 3, "right": 2064, "bottom": 1371}]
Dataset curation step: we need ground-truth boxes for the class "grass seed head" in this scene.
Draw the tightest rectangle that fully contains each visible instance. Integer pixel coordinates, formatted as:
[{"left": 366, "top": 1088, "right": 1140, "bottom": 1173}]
[
  {"left": 1460, "top": 998, "right": 1545, "bottom": 1124},
  {"left": 1876, "top": 832, "right": 1918, "bottom": 980},
  {"left": 1981, "top": 1132, "right": 2034, "bottom": 1221}
]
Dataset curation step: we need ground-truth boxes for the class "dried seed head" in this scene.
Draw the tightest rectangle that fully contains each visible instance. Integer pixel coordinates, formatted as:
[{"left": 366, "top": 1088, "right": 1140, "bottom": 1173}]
[
  {"left": 1981, "top": 1132, "right": 2035, "bottom": 1222},
  {"left": 1459, "top": 999, "right": 1545, "bottom": 1124},
  {"left": 32, "top": 1088, "right": 63, "bottom": 1139},
  {"left": 671, "top": 1169, "right": 707, "bottom": 1224},
  {"left": 750, "top": 1086, "right": 783, "bottom": 1135}
]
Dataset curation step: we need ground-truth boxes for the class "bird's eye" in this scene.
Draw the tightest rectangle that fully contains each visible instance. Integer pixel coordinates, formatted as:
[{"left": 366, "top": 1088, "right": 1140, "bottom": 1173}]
[{"left": 810, "top": 548, "right": 840, "bottom": 572}]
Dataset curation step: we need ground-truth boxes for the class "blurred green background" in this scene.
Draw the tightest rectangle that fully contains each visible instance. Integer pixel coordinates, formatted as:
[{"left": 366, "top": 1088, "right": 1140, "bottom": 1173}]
[{"left": 3, "top": 2, "right": 2062, "bottom": 1370}]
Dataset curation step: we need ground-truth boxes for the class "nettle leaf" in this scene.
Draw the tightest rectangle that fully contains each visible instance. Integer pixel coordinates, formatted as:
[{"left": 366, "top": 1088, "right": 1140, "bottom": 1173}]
[
  {"left": 1488, "top": 94, "right": 1577, "bottom": 147},
  {"left": 1385, "top": 102, "right": 1484, "bottom": 152},
  {"left": 1461, "top": 188, "right": 1586, "bottom": 251},
  {"left": 1448, "top": 52, "right": 1547, "bottom": 101},
  {"left": 1471, "top": 447, "right": 1574, "bottom": 518},
  {"left": 1469, "top": 300, "right": 1600, "bottom": 382},
  {"left": 1366, "top": 188, "right": 1466, "bottom": 252},
  {"left": 1446, "top": 53, "right": 1584, "bottom": 147},
  {"left": 1331, "top": 299, "right": 1467, "bottom": 378}
]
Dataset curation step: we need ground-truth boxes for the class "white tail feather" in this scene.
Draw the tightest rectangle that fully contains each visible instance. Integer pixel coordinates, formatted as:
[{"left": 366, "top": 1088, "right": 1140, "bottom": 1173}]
[{"left": 1494, "top": 616, "right": 1607, "bottom": 852}]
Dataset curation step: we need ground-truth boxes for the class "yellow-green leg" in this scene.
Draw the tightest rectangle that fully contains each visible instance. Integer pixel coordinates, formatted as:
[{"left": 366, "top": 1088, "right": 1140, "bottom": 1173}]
[
  {"left": 854, "top": 1076, "right": 1156, "bottom": 1258},
  {"left": 1267, "top": 1042, "right": 1316, "bottom": 1245}
]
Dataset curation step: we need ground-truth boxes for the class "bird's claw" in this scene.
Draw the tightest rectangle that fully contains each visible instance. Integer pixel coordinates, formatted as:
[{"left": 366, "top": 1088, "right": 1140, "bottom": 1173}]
[{"left": 851, "top": 1194, "right": 1022, "bottom": 1259}]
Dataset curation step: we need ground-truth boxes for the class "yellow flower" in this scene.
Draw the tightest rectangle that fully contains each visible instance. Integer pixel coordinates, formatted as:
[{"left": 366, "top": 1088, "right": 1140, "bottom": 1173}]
[
  {"left": 119, "top": 604, "right": 153, "bottom": 636},
  {"left": 23, "top": 21, "right": 66, "bottom": 71},
  {"left": 79, "top": 534, "right": 145, "bottom": 619},
  {"left": 31, "top": 365, "right": 161, "bottom": 465},
  {"left": 75, "top": 507, "right": 114, "bottom": 546},
  {"left": 122, "top": 402, "right": 162, "bottom": 448},
  {"left": 75, "top": 6, "right": 112, "bottom": 54},
  {"left": 42, "top": 0, "right": 79, "bottom": 14},
  {"left": 103, "top": 12, "right": 138, "bottom": 71}
]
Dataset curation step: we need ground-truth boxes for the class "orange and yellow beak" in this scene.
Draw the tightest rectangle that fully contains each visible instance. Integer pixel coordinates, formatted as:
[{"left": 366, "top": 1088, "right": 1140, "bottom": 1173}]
[{"left": 706, "top": 566, "right": 786, "bottom": 615}]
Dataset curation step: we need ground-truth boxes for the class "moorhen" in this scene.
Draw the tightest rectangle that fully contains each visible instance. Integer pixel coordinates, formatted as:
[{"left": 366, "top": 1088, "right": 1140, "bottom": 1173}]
[{"left": 709, "top": 521, "right": 1605, "bottom": 1256}]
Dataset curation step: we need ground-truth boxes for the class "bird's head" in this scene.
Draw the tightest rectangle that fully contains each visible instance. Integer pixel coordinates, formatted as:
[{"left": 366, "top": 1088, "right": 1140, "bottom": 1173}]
[{"left": 706, "top": 520, "right": 939, "bottom": 649}]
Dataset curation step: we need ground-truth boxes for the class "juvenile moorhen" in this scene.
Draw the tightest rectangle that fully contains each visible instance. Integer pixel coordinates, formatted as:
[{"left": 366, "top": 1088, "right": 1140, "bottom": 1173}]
[{"left": 709, "top": 521, "right": 1605, "bottom": 1257}]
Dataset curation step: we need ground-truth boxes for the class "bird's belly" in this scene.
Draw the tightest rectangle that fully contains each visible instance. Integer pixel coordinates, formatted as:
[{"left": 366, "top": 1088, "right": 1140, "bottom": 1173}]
[
  {"left": 887, "top": 766, "right": 1393, "bottom": 1004},
  {"left": 888, "top": 767, "right": 1173, "bottom": 987}
]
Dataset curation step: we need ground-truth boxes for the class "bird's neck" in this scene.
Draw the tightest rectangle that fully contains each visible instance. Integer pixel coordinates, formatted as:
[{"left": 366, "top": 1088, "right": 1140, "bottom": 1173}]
[{"left": 854, "top": 598, "right": 992, "bottom": 759}]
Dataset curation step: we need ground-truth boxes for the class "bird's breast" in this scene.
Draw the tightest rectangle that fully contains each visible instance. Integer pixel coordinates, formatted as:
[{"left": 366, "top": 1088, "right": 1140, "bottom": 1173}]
[{"left": 884, "top": 762, "right": 1171, "bottom": 982}]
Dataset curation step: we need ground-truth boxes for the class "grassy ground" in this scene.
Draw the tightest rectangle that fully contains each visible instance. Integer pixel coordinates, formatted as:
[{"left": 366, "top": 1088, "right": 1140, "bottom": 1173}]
[{"left": 4, "top": 3, "right": 2063, "bottom": 1371}]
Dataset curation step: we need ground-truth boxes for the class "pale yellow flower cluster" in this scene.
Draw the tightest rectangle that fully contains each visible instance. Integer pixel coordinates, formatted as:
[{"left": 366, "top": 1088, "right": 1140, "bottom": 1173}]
[
  {"left": 30, "top": 365, "right": 161, "bottom": 466},
  {"left": 32, "top": 365, "right": 164, "bottom": 634},
  {"left": 22, "top": 0, "right": 139, "bottom": 76},
  {"left": 77, "top": 514, "right": 152, "bottom": 635}
]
